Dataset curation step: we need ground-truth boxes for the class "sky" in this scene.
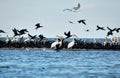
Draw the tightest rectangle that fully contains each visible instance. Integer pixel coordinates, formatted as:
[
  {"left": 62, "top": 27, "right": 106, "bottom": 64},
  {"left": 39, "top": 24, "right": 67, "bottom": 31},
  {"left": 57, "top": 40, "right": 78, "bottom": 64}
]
[{"left": 0, "top": 0, "right": 120, "bottom": 38}]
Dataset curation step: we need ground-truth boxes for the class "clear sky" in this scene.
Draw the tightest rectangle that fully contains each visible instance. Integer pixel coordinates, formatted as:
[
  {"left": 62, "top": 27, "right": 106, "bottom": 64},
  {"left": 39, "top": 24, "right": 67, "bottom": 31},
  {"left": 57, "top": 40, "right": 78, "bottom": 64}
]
[{"left": 0, "top": 0, "right": 120, "bottom": 38}]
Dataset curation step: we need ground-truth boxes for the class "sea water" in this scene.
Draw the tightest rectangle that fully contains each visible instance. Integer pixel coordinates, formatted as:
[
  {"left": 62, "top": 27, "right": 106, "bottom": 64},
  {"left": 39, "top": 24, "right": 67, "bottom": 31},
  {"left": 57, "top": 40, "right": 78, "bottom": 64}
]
[{"left": 0, "top": 49, "right": 120, "bottom": 78}]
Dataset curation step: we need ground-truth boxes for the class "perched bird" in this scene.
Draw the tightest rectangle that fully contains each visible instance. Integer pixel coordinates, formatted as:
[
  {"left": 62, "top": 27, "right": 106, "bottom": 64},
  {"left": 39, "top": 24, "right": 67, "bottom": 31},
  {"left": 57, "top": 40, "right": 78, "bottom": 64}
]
[
  {"left": 12, "top": 28, "right": 20, "bottom": 37},
  {"left": 107, "top": 27, "right": 116, "bottom": 36},
  {"left": 51, "top": 35, "right": 64, "bottom": 50},
  {"left": 78, "top": 19, "right": 86, "bottom": 25},
  {"left": 39, "top": 34, "right": 45, "bottom": 41},
  {"left": 67, "top": 34, "right": 77, "bottom": 49},
  {"left": 0, "top": 30, "right": 5, "bottom": 33},
  {"left": 103, "top": 37, "right": 109, "bottom": 46},
  {"left": 96, "top": 25, "right": 105, "bottom": 31},
  {"left": 35, "top": 23, "right": 43, "bottom": 30},
  {"left": 64, "top": 31, "right": 72, "bottom": 39}
]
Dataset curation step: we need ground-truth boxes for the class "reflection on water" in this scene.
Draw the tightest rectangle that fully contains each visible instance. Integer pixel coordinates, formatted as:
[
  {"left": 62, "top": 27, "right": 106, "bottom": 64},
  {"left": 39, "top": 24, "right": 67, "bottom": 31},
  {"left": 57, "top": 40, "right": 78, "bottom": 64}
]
[{"left": 0, "top": 49, "right": 120, "bottom": 78}]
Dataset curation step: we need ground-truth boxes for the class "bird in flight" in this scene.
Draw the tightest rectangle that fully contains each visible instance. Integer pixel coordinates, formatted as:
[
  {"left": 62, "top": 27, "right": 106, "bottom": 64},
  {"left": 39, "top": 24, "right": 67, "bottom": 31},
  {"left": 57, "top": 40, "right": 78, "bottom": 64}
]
[
  {"left": 35, "top": 23, "right": 43, "bottom": 30},
  {"left": 85, "top": 29, "right": 89, "bottom": 32},
  {"left": 0, "top": 30, "right": 5, "bottom": 33},
  {"left": 63, "top": 3, "right": 80, "bottom": 12},
  {"left": 115, "top": 28, "right": 120, "bottom": 33},
  {"left": 64, "top": 31, "right": 72, "bottom": 39},
  {"left": 68, "top": 21, "right": 74, "bottom": 24},
  {"left": 78, "top": 19, "right": 86, "bottom": 25},
  {"left": 106, "top": 27, "right": 116, "bottom": 36},
  {"left": 96, "top": 25, "right": 105, "bottom": 31}
]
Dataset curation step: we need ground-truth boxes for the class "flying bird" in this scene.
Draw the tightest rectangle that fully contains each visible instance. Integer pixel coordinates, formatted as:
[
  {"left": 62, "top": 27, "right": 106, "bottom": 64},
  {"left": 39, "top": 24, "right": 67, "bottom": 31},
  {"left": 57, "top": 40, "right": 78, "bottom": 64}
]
[
  {"left": 63, "top": 3, "right": 80, "bottom": 12},
  {"left": 106, "top": 27, "right": 116, "bottom": 36},
  {"left": 18, "top": 29, "right": 28, "bottom": 35},
  {"left": 12, "top": 28, "right": 20, "bottom": 37},
  {"left": 73, "top": 3, "right": 80, "bottom": 12},
  {"left": 35, "top": 23, "right": 43, "bottom": 30},
  {"left": 64, "top": 31, "right": 72, "bottom": 39},
  {"left": 115, "top": 28, "right": 120, "bottom": 33},
  {"left": 0, "top": 30, "right": 5, "bottom": 33},
  {"left": 68, "top": 21, "right": 74, "bottom": 24},
  {"left": 96, "top": 25, "right": 105, "bottom": 31},
  {"left": 28, "top": 34, "right": 37, "bottom": 39},
  {"left": 78, "top": 19, "right": 86, "bottom": 25},
  {"left": 85, "top": 29, "right": 89, "bottom": 32}
]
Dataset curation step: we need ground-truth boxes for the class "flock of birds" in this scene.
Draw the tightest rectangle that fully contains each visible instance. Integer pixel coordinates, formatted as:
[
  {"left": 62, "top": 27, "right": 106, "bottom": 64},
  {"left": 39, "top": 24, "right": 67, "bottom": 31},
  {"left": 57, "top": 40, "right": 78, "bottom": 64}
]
[{"left": 0, "top": 2, "right": 120, "bottom": 50}]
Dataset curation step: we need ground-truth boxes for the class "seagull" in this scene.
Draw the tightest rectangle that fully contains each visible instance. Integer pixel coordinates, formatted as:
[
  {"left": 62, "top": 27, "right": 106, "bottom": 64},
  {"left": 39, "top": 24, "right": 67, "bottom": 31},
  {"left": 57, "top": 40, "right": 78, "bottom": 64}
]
[
  {"left": 67, "top": 34, "right": 77, "bottom": 49},
  {"left": 35, "top": 23, "right": 43, "bottom": 30},
  {"left": 63, "top": 3, "right": 80, "bottom": 12},
  {"left": 96, "top": 25, "right": 105, "bottom": 31},
  {"left": 106, "top": 27, "right": 116, "bottom": 36},
  {"left": 78, "top": 19, "right": 86, "bottom": 25},
  {"left": 73, "top": 3, "right": 80, "bottom": 12},
  {"left": 64, "top": 31, "right": 72, "bottom": 39},
  {"left": 0, "top": 30, "right": 5, "bottom": 33},
  {"left": 39, "top": 34, "right": 45, "bottom": 41}
]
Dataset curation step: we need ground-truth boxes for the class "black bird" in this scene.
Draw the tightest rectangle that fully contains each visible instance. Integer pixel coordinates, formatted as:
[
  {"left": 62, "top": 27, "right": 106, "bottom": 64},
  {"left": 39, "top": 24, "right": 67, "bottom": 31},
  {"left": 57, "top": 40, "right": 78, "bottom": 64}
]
[
  {"left": 78, "top": 20, "right": 86, "bottom": 25},
  {"left": 115, "top": 28, "right": 120, "bottom": 33},
  {"left": 12, "top": 28, "right": 20, "bottom": 37},
  {"left": 39, "top": 34, "right": 45, "bottom": 40},
  {"left": 0, "top": 30, "right": 5, "bottom": 33},
  {"left": 35, "top": 23, "right": 43, "bottom": 30},
  {"left": 85, "top": 29, "right": 89, "bottom": 32},
  {"left": 106, "top": 27, "right": 116, "bottom": 36},
  {"left": 64, "top": 31, "right": 72, "bottom": 39},
  {"left": 96, "top": 25, "right": 105, "bottom": 31},
  {"left": 18, "top": 29, "right": 28, "bottom": 35},
  {"left": 28, "top": 34, "right": 37, "bottom": 39}
]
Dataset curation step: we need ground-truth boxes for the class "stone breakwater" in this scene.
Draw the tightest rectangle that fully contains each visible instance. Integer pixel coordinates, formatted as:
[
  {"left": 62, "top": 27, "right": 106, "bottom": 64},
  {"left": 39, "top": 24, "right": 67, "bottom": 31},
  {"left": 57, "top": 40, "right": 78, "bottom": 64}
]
[{"left": 0, "top": 40, "right": 120, "bottom": 50}]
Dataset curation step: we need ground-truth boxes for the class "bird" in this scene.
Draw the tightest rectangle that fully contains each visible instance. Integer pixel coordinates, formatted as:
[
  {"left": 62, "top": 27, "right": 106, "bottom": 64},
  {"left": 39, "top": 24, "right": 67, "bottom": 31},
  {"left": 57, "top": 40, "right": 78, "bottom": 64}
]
[
  {"left": 73, "top": 3, "right": 80, "bottom": 12},
  {"left": 96, "top": 25, "right": 105, "bottom": 31},
  {"left": 67, "top": 34, "right": 77, "bottom": 49},
  {"left": 63, "top": 3, "right": 80, "bottom": 12},
  {"left": 64, "top": 31, "right": 72, "bottom": 39},
  {"left": 78, "top": 19, "right": 86, "bottom": 25},
  {"left": 39, "top": 34, "right": 45, "bottom": 41},
  {"left": 35, "top": 23, "right": 43, "bottom": 30},
  {"left": 103, "top": 37, "right": 109, "bottom": 46},
  {"left": 115, "top": 28, "right": 120, "bottom": 33},
  {"left": 18, "top": 29, "right": 28, "bottom": 35},
  {"left": 68, "top": 21, "right": 74, "bottom": 24},
  {"left": 106, "top": 27, "right": 116, "bottom": 36},
  {"left": 85, "top": 29, "right": 89, "bottom": 32},
  {"left": 28, "top": 34, "right": 37, "bottom": 40},
  {"left": 0, "top": 30, "right": 5, "bottom": 33},
  {"left": 12, "top": 28, "right": 20, "bottom": 37},
  {"left": 51, "top": 35, "right": 64, "bottom": 50}
]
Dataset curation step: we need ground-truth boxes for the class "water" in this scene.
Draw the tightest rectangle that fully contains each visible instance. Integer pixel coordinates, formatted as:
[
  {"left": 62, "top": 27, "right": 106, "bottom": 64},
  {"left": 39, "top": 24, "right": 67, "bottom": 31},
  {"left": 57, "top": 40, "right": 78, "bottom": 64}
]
[{"left": 0, "top": 49, "right": 120, "bottom": 78}]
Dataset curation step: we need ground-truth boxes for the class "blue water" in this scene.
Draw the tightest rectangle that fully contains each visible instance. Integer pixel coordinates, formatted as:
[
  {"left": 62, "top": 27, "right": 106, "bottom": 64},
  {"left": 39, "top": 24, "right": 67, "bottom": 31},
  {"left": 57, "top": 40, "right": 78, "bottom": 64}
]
[{"left": 0, "top": 49, "right": 120, "bottom": 78}]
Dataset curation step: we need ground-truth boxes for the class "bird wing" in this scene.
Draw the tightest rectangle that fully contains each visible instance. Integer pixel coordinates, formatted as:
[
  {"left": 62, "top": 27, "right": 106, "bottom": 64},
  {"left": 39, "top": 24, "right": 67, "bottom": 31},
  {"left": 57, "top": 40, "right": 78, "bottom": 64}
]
[
  {"left": 73, "top": 3, "right": 80, "bottom": 11},
  {"left": 107, "top": 27, "right": 111, "bottom": 30},
  {"left": 63, "top": 8, "right": 73, "bottom": 11},
  {"left": 82, "top": 20, "right": 86, "bottom": 25}
]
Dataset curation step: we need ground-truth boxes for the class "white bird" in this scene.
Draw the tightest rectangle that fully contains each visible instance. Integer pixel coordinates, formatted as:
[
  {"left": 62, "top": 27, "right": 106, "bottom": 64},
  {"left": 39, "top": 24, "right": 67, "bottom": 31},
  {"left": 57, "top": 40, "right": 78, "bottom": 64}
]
[
  {"left": 73, "top": 3, "right": 80, "bottom": 12},
  {"left": 5, "top": 35, "right": 11, "bottom": 43},
  {"left": 103, "top": 37, "right": 108, "bottom": 46},
  {"left": 63, "top": 3, "right": 80, "bottom": 12},
  {"left": 67, "top": 34, "right": 77, "bottom": 49},
  {"left": 51, "top": 35, "right": 64, "bottom": 50}
]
